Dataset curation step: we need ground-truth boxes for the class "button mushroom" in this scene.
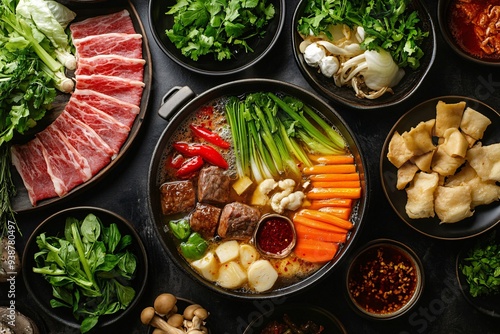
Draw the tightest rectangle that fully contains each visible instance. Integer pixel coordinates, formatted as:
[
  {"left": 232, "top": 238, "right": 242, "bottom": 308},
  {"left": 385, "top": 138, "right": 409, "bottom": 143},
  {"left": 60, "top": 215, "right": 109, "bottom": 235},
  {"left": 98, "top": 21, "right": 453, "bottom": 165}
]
[
  {"left": 0, "top": 307, "right": 40, "bottom": 334},
  {"left": 140, "top": 307, "right": 184, "bottom": 334},
  {"left": 154, "top": 293, "right": 178, "bottom": 317}
]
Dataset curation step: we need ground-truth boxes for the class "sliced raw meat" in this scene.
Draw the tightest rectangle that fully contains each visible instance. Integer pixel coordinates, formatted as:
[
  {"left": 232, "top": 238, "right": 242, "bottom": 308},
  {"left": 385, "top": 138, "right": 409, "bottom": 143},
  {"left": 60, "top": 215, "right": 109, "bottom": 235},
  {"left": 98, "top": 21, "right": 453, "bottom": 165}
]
[
  {"left": 70, "top": 9, "right": 135, "bottom": 39},
  {"left": 75, "top": 74, "right": 144, "bottom": 106},
  {"left": 36, "top": 126, "right": 92, "bottom": 197},
  {"left": 53, "top": 111, "right": 114, "bottom": 176},
  {"left": 72, "top": 89, "right": 140, "bottom": 128},
  {"left": 73, "top": 33, "right": 143, "bottom": 59},
  {"left": 75, "top": 55, "right": 146, "bottom": 81},
  {"left": 10, "top": 138, "right": 58, "bottom": 206},
  {"left": 65, "top": 98, "right": 130, "bottom": 156}
]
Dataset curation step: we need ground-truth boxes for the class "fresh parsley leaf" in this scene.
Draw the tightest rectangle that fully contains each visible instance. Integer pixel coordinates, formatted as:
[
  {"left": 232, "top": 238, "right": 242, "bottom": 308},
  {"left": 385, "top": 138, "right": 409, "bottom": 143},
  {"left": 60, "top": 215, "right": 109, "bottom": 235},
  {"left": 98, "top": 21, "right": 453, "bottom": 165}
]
[{"left": 165, "top": 0, "right": 276, "bottom": 61}]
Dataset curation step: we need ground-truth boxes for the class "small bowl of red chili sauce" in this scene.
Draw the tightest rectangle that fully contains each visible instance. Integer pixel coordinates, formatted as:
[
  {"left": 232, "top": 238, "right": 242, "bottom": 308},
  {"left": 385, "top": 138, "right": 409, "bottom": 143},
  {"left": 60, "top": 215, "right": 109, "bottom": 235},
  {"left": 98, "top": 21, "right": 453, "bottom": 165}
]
[
  {"left": 254, "top": 214, "right": 297, "bottom": 259},
  {"left": 438, "top": 0, "right": 500, "bottom": 66},
  {"left": 345, "top": 239, "right": 424, "bottom": 320}
]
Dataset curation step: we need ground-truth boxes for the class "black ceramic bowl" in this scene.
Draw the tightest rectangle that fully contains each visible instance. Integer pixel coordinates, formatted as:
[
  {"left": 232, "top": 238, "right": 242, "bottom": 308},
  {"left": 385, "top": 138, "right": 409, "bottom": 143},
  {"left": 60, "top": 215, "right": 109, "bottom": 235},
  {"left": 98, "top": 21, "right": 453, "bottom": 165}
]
[
  {"left": 148, "top": 78, "right": 369, "bottom": 299},
  {"left": 22, "top": 206, "right": 148, "bottom": 331},
  {"left": 438, "top": 0, "right": 500, "bottom": 67},
  {"left": 345, "top": 239, "right": 424, "bottom": 320},
  {"left": 243, "top": 303, "right": 347, "bottom": 334},
  {"left": 456, "top": 227, "right": 500, "bottom": 318},
  {"left": 149, "top": 0, "right": 285, "bottom": 75},
  {"left": 292, "top": 0, "right": 436, "bottom": 110},
  {"left": 380, "top": 96, "right": 500, "bottom": 240}
]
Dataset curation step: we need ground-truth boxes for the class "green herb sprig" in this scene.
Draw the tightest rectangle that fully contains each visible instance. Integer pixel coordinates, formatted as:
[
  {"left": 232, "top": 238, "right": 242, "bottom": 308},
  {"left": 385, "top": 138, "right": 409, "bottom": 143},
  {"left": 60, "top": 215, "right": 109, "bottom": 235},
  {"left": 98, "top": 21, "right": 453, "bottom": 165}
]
[
  {"left": 460, "top": 232, "right": 500, "bottom": 298},
  {"left": 165, "top": 0, "right": 276, "bottom": 61}
]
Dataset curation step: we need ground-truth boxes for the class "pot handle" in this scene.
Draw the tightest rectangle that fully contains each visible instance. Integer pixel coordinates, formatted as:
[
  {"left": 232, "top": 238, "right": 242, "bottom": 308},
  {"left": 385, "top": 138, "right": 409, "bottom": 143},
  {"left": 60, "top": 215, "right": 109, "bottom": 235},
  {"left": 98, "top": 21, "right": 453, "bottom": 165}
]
[{"left": 158, "top": 86, "right": 196, "bottom": 121}]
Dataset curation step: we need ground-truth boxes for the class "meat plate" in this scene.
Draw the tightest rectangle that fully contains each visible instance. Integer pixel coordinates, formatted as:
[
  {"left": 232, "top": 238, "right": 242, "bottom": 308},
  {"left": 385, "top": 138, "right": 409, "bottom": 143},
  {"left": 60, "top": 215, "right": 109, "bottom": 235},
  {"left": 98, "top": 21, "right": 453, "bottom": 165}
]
[{"left": 10, "top": 0, "right": 152, "bottom": 212}]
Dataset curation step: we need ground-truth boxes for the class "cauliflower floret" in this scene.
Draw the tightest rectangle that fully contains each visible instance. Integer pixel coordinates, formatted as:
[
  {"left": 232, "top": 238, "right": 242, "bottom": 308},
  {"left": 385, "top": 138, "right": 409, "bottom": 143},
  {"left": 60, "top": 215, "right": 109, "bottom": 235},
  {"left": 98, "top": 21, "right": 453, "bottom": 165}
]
[
  {"left": 251, "top": 179, "right": 277, "bottom": 206},
  {"left": 270, "top": 179, "right": 304, "bottom": 213},
  {"left": 304, "top": 42, "right": 325, "bottom": 67}
]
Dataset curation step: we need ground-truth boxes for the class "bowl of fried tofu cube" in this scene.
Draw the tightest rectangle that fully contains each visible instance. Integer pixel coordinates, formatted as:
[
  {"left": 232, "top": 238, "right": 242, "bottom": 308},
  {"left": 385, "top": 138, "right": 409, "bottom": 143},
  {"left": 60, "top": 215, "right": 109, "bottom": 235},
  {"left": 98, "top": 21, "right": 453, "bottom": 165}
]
[{"left": 380, "top": 96, "right": 500, "bottom": 240}]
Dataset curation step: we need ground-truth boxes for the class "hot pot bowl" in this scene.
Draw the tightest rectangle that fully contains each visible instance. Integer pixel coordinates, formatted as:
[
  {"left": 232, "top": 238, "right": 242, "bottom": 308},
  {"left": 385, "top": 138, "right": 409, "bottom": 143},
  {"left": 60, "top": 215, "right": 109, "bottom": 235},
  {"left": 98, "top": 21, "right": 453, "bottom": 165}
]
[{"left": 147, "top": 78, "right": 369, "bottom": 299}]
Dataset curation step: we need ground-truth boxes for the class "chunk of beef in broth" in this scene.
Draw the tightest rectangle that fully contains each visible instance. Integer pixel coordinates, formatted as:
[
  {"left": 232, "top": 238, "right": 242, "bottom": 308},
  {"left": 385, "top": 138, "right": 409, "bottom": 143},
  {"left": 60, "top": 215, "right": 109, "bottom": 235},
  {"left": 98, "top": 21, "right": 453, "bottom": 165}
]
[
  {"left": 190, "top": 203, "right": 221, "bottom": 239},
  {"left": 160, "top": 180, "right": 195, "bottom": 215},
  {"left": 197, "top": 166, "right": 230, "bottom": 204},
  {"left": 218, "top": 202, "right": 260, "bottom": 241}
]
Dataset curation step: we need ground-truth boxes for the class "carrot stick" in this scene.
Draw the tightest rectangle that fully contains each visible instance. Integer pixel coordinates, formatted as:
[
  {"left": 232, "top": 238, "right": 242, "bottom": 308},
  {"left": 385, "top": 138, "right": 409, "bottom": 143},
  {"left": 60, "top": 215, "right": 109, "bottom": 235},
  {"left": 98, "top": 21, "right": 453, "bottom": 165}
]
[
  {"left": 293, "top": 214, "right": 347, "bottom": 233},
  {"left": 302, "top": 164, "right": 357, "bottom": 175},
  {"left": 318, "top": 206, "right": 352, "bottom": 220},
  {"left": 308, "top": 155, "right": 354, "bottom": 164},
  {"left": 294, "top": 223, "right": 347, "bottom": 243},
  {"left": 294, "top": 238, "right": 338, "bottom": 263},
  {"left": 307, "top": 187, "right": 362, "bottom": 200},
  {"left": 309, "top": 173, "right": 360, "bottom": 182},
  {"left": 311, "top": 180, "right": 361, "bottom": 188},
  {"left": 309, "top": 199, "right": 353, "bottom": 209},
  {"left": 297, "top": 209, "right": 354, "bottom": 230}
]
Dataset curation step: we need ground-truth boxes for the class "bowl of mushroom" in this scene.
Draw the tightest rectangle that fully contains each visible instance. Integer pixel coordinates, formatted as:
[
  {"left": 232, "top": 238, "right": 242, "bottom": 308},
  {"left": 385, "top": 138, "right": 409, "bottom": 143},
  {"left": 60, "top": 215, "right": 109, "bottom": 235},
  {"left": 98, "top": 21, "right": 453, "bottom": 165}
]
[
  {"left": 141, "top": 293, "right": 210, "bottom": 334},
  {"left": 292, "top": 0, "right": 436, "bottom": 109}
]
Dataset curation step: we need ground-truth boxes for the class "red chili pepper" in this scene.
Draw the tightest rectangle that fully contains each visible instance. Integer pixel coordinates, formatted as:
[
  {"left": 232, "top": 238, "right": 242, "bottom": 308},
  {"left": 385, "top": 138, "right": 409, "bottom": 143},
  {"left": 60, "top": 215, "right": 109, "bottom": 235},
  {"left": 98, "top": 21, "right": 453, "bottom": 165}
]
[
  {"left": 168, "top": 154, "right": 185, "bottom": 169},
  {"left": 189, "top": 124, "right": 231, "bottom": 149},
  {"left": 173, "top": 142, "right": 229, "bottom": 169},
  {"left": 176, "top": 155, "right": 204, "bottom": 178}
]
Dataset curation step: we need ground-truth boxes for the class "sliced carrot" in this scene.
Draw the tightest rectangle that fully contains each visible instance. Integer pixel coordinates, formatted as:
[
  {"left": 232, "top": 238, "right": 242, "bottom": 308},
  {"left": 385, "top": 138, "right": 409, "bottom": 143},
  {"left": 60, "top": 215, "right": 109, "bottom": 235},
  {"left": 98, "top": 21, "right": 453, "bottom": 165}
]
[
  {"left": 303, "top": 164, "right": 356, "bottom": 175},
  {"left": 294, "top": 238, "right": 338, "bottom": 263},
  {"left": 293, "top": 214, "right": 347, "bottom": 233},
  {"left": 309, "top": 199, "right": 353, "bottom": 209},
  {"left": 294, "top": 223, "right": 347, "bottom": 243},
  {"left": 311, "top": 180, "right": 361, "bottom": 188},
  {"left": 318, "top": 206, "right": 352, "bottom": 220},
  {"left": 307, "top": 187, "right": 362, "bottom": 200},
  {"left": 297, "top": 209, "right": 354, "bottom": 230},
  {"left": 308, "top": 155, "right": 354, "bottom": 164},
  {"left": 309, "top": 173, "right": 360, "bottom": 182}
]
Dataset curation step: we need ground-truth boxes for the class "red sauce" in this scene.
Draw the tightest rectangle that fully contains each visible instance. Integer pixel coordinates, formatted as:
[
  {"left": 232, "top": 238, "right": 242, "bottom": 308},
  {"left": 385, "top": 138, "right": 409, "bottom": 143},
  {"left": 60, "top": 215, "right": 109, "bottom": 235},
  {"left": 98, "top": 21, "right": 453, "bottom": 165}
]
[
  {"left": 448, "top": 0, "right": 500, "bottom": 60},
  {"left": 256, "top": 218, "right": 294, "bottom": 255},
  {"left": 348, "top": 245, "right": 418, "bottom": 315}
]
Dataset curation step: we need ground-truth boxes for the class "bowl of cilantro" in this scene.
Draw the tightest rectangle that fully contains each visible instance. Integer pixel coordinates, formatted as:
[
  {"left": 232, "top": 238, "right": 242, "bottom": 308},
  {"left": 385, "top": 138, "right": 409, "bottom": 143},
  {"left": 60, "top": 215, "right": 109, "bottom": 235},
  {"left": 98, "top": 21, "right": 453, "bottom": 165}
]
[
  {"left": 22, "top": 206, "right": 149, "bottom": 333},
  {"left": 149, "top": 0, "right": 285, "bottom": 75},
  {"left": 292, "top": 0, "right": 436, "bottom": 110}
]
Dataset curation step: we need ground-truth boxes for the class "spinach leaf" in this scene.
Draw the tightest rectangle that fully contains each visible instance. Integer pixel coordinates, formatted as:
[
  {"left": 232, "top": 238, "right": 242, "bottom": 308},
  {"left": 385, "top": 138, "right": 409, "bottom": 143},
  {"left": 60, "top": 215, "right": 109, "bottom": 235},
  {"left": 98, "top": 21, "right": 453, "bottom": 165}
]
[{"left": 32, "top": 214, "right": 138, "bottom": 333}]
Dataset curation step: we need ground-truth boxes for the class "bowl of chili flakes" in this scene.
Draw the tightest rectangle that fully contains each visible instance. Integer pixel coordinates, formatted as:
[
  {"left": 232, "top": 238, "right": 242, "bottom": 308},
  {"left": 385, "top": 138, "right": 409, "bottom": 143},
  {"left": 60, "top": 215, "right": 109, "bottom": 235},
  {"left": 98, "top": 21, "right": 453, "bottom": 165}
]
[{"left": 345, "top": 239, "right": 424, "bottom": 320}]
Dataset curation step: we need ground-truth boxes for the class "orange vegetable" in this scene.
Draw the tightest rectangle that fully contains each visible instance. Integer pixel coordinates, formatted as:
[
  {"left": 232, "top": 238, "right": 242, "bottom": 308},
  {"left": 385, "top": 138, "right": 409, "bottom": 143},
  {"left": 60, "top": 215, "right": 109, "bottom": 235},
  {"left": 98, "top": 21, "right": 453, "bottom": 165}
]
[
  {"left": 302, "top": 164, "right": 356, "bottom": 175},
  {"left": 294, "top": 223, "right": 347, "bottom": 243},
  {"left": 307, "top": 187, "right": 362, "bottom": 200},
  {"left": 297, "top": 209, "right": 354, "bottom": 230},
  {"left": 308, "top": 198, "right": 353, "bottom": 209},
  {"left": 308, "top": 155, "right": 354, "bottom": 164},
  {"left": 318, "top": 206, "right": 352, "bottom": 220},
  {"left": 309, "top": 173, "right": 360, "bottom": 182},
  {"left": 294, "top": 238, "right": 339, "bottom": 263},
  {"left": 293, "top": 214, "right": 347, "bottom": 233},
  {"left": 311, "top": 180, "right": 361, "bottom": 188}
]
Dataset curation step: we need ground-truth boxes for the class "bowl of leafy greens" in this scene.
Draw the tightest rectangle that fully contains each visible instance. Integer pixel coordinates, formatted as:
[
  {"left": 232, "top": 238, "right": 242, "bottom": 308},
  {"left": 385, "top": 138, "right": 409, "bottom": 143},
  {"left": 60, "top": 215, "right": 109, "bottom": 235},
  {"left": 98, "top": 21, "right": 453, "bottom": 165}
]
[
  {"left": 292, "top": 0, "right": 436, "bottom": 110},
  {"left": 149, "top": 0, "right": 285, "bottom": 75},
  {"left": 22, "top": 206, "right": 149, "bottom": 333}
]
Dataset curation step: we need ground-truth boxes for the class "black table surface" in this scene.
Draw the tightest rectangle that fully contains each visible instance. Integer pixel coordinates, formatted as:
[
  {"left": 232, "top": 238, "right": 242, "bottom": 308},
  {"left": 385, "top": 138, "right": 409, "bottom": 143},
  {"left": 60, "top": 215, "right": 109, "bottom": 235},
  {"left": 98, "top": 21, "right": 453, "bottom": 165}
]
[{"left": 3, "top": 0, "right": 500, "bottom": 333}]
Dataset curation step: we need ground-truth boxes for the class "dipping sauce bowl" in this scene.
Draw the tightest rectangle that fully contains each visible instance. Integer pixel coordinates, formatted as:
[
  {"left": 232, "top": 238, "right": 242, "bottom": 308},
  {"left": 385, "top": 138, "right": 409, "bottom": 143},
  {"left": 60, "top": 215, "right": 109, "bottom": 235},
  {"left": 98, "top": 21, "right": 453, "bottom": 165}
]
[{"left": 345, "top": 239, "right": 424, "bottom": 320}]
